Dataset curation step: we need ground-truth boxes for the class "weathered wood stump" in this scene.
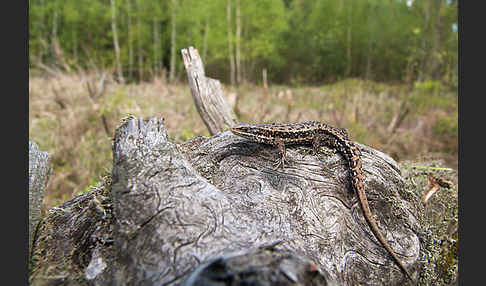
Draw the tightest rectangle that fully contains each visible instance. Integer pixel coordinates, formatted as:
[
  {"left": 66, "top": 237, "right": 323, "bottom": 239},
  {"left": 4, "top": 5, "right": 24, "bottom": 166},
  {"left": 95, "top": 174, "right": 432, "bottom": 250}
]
[
  {"left": 29, "top": 141, "right": 51, "bottom": 255},
  {"left": 30, "top": 117, "right": 421, "bottom": 285},
  {"left": 181, "top": 46, "right": 236, "bottom": 135}
]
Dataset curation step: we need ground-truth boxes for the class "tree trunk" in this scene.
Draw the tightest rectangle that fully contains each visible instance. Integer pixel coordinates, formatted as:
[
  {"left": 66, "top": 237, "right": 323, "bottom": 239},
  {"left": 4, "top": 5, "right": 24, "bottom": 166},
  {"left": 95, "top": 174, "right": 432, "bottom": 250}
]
[
  {"left": 429, "top": 0, "right": 443, "bottom": 80},
  {"left": 50, "top": 8, "right": 58, "bottom": 65},
  {"left": 126, "top": 0, "right": 134, "bottom": 80},
  {"left": 345, "top": 4, "right": 352, "bottom": 77},
  {"left": 136, "top": 0, "right": 143, "bottom": 81},
  {"left": 153, "top": 16, "right": 161, "bottom": 75},
  {"left": 235, "top": 0, "right": 241, "bottom": 85},
  {"left": 169, "top": 0, "right": 177, "bottom": 83},
  {"left": 418, "top": 0, "right": 430, "bottom": 82},
  {"left": 226, "top": 0, "right": 236, "bottom": 85},
  {"left": 262, "top": 68, "right": 268, "bottom": 89},
  {"left": 39, "top": 0, "right": 46, "bottom": 59},
  {"left": 365, "top": 7, "right": 374, "bottom": 81},
  {"left": 51, "top": 9, "right": 58, "bottom": 41},
  {"left": 111, "top": 0, "right": 124, "bottom": 83},
  {"left": 72, "top": 26, "right": 78, "bottom": 63}
]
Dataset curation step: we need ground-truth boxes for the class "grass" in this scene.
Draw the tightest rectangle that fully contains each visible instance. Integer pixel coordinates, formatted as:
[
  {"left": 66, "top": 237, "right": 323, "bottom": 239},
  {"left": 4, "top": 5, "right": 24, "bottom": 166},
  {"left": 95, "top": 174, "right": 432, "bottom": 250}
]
[{"left": 29, "top": 72, "right": 458, "bottom": 210}]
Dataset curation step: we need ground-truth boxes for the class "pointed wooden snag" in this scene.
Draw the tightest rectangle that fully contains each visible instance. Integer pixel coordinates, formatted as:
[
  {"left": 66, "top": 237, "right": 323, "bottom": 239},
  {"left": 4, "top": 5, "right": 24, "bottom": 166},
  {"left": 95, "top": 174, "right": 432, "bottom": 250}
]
[{"left": 181, "top": 46, "right": 236, "bottom": 135}]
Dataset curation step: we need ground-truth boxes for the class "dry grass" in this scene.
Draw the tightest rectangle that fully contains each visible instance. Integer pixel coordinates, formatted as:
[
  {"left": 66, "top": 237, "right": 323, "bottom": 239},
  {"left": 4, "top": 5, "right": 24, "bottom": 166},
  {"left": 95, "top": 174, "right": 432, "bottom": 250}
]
[
  {"left": 234, "top": 78, "right": 457, "bottom": 166},
  {"left": 29, "top": 72, "right": 208, "bottom": 209},
  {"left": 29, "top": 73, "right": 457, "bottom": 210}
]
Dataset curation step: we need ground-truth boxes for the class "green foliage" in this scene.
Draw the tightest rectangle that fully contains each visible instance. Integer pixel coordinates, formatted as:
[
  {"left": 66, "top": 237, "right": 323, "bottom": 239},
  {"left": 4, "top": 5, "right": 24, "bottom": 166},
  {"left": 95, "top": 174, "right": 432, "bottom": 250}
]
[
  {"left": 178, "top": 128, "right": 197, "bottom": 142},
  {"left": 409, "top": 80, "right": 456, "bottom": 114},
  {"left": 29, "top": 0, "right": 457, "bottom": 85},
  {"left": 99, "top": 89, "right": 125, "bottom": 116},
  {"left": 433, "top": 112, "right": 458, "bottom": 137}
]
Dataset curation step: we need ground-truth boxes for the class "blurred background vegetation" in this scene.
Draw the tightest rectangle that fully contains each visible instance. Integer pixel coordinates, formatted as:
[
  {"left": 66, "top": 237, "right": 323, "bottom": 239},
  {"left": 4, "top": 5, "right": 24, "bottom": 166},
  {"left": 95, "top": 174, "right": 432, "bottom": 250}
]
[
  {"left": 29, "top": 0, "right": 457, "bottom": 85},
  {"left": 29, "top": 0, "right": 458, "bottom": 209}
]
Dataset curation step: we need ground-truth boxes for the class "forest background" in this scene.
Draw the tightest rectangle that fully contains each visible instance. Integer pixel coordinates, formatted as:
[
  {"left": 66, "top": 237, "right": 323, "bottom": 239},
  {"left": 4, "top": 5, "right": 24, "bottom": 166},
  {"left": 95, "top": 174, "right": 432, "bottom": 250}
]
[{"left": 29, "top": 0, "right": 458, "bottom": 208}]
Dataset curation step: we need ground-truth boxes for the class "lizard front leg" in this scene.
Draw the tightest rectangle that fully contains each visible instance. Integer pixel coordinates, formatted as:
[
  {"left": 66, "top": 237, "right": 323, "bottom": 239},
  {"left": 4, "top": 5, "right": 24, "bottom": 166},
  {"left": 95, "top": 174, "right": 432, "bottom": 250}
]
[{"left": 272, "top": 138, "right": 286, "bottom": 170}]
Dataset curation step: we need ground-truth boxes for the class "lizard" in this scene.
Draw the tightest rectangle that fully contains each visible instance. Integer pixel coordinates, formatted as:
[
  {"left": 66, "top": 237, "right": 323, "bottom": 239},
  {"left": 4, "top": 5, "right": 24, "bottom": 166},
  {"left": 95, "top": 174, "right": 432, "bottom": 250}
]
[{"left": 231, "top": 121, "right": 413, "bottom": 282}]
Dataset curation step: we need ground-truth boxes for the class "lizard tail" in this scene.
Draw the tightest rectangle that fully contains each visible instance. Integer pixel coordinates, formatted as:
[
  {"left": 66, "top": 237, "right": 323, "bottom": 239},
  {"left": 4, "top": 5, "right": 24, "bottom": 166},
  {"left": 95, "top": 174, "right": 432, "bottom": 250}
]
[{"left": 356, "top": 185, "right": 414, "bottom": 282}]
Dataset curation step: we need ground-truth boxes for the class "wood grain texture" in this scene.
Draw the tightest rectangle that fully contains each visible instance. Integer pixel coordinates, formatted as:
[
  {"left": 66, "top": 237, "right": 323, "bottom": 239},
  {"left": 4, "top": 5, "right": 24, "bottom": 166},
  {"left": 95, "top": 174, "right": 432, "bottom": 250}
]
[
  {"left": 110, "top": 117, "right": 420, "bottom": 285},
  {"left": 30, "top": 117, "right": 421, "bottom": 285},
  {"left": 181, "top": 46, "right": 236, "bottom": 135},
  {"left": 231, "top": 121, "right": 414, "bottom": 281},
  {"left": 29, "top": 140, "right": 51, "bottom": 254}
]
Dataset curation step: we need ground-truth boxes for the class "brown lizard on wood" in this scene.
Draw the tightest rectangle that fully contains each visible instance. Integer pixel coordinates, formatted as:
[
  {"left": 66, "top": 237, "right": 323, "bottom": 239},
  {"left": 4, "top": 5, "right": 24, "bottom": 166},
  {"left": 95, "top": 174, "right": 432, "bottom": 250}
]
[{"left": 231, "top": 121, "right": 413, "bottom": 282}]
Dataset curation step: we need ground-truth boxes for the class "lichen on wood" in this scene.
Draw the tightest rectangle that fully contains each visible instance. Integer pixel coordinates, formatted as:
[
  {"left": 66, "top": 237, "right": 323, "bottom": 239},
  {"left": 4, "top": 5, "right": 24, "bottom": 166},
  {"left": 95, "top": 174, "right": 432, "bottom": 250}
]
[
  {"left": 400, "top": 159, "right": 458, "bottom": 285},
  {"left": 29, "top": 177, "right": 114, "bottom": 286}
]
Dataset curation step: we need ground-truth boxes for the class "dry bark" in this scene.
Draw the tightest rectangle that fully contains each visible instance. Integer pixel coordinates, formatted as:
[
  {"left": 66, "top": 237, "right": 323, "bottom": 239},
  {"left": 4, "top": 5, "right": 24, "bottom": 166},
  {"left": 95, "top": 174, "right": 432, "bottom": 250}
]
[
  {"left": 29, "top": 141, "right": 51, "bottom": 255},
  {"left": 30, "top": 183, "right": 114, "bottom": 286},
  {"left": 30, "top": 117, "right": 421, "bottom": 285},
  {"left": 181, "top": 46, "right": 236, "bottom": 135},
  {"left": 169, "top": 0, "right": 177, "bottom": 83}
]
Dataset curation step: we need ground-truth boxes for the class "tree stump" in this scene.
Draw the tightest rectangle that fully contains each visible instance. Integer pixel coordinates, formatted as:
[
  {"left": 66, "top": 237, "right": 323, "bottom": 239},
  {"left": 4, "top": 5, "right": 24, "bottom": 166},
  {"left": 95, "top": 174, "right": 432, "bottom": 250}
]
[
  {"left": 29, "top": 141, "right": 51, "bottom": 255},
  {"left": 31, "top": 117, "right": 422, "bottom": 285}
]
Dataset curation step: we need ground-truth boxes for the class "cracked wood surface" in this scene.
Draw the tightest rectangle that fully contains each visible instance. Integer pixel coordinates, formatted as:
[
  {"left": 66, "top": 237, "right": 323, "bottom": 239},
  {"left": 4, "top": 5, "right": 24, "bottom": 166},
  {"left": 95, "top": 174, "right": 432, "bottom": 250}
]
[
  {"left": 181, "top": 46, "right": 236, "bottom": 135},
  {"left": 107, "top": 117, "right": 419, "bottom": 285},
  {"left": 30, "top": 117, "right": 421, "bottom": 285},
  {"left": 29, "top": 141, "right": 51, "bottom": 255}
]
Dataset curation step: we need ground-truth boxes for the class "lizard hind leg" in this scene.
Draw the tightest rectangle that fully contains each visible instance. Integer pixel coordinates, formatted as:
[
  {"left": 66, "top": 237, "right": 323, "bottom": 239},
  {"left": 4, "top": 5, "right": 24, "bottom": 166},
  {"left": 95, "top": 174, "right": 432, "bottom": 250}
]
[{"left": 312, "top": 133, "right": 338, "bottom": 155}]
